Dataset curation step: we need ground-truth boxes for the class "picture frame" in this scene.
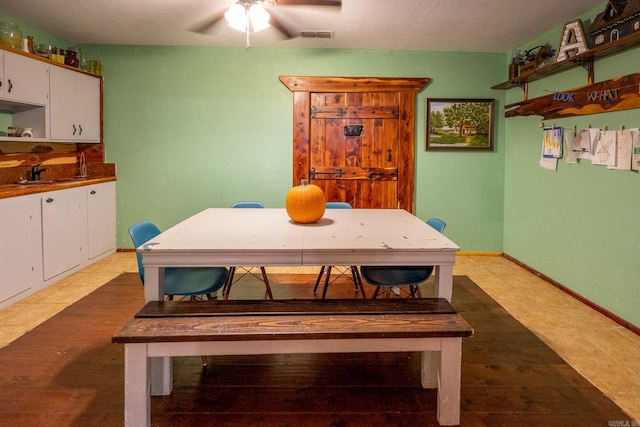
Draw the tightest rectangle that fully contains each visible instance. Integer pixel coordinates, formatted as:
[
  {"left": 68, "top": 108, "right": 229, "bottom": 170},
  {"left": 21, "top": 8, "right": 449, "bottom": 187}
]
[{"left": 426, "top": 98, "right": 495, "bottom": 151}]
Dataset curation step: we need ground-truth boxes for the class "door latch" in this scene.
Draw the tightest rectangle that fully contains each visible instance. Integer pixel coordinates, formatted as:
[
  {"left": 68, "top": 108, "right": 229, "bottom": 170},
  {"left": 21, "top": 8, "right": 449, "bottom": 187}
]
[{"left": 310, "top": 167, "right": 344, "bottom": 179}]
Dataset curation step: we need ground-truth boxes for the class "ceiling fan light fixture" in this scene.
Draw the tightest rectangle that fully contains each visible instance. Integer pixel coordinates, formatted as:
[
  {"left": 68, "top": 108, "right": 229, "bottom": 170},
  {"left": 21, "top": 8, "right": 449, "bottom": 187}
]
[
  {"left": 224, "top": 2, "right": 271, "bottom": 34},
  {"left": 248, "top": 4, "right": 271, "bottom": 32},
  {"left": 224, "top": 3, "right": 247, "bottom": 32}
]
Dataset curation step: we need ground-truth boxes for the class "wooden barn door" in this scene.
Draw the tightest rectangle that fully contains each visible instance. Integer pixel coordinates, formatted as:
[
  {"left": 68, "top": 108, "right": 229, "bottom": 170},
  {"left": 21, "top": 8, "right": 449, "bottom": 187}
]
[{"left": 281, "top": 76, "right": 429, "bottom": 213}]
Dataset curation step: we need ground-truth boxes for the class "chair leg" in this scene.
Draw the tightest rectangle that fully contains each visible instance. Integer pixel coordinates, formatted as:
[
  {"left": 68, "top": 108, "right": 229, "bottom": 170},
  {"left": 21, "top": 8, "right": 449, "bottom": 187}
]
[
  {"left": 260, "top": 267, "right": 274, "bottom": 300},
  {"left": 201, "top": 356, "right": 208, "bottom": 367},
  {"left": 372, "top": 286, "right": 381, "bottom": 299},
  {"left": 353, "top": 268, "right": 366, "bottom": 299},
  {"left": 223, "top": 267, "right": 236, "bottom": 300},
  {"left": 321, "top": 266, "right": 333, "bottom": 299},
  {"left": 410, "top": 285, "right": 422, "bottom": 298},
  {"left": 350, "top": 267, "right": 367, "bottom": 299},
  {"left": 313, "top": 266, "right": 326, "bottom": 293},
  {"left": 349, "top": 266, "right": 359, "bottom": 291}
]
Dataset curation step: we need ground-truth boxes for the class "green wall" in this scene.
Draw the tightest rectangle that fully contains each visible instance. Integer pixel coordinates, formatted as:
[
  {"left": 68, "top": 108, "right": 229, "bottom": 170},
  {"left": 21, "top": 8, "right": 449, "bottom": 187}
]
[
  {"left": 503, "top": 4, "right": 640, "bottom": 327},
  {"left": 6, "top": 2, "right": 638, "bottom": 327},
  {"left": 85, "top": 45, "right": 506, "bottom": 253}
]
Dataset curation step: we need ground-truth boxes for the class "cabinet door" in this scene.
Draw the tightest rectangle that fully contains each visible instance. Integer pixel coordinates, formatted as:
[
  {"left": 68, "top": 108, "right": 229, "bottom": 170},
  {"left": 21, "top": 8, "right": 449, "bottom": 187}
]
[
  {"left": 0, "top": 195, "right": 41, "bottom": 305},
  {"left": 49, "top": 65, "right": 77, "bottom": 141},
  {"left": 87, "top": 182, "right": 116, "bottom": 259},
  {"left": 49, "top": 66, "right": 101, "bottom": 143},
  {"left": 76, "top": 73, "right": 101, "bottom": 142},
  {"left": 2, "top": 50, "right": 49, "bottom": 105},
  {"left": 41, "top": 189, "right": 85, "bottom": 281}
]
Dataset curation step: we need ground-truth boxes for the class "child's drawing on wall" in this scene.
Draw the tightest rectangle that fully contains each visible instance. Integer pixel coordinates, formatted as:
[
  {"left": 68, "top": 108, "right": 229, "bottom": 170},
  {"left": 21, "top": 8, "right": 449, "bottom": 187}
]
[
  {"left": 542, "top": 127, "right": 562, "bottom": 158},
  {"left": 632, "top": 129, "right": 640, "bottom": 171},
  {"left": 592, "top": 130, "right": 616, "bottom": 166}
]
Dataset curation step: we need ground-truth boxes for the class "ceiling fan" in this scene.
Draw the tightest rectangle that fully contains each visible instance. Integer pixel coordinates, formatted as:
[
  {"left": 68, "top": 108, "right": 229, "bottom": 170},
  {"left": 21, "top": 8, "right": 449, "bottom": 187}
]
[{"left": 189, "top": 0, "right": 342, "bottom": 49}]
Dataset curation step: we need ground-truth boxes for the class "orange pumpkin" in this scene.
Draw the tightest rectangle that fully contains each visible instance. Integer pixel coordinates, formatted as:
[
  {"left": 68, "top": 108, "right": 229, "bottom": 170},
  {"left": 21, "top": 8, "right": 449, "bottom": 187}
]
[{"left": 285, "top": 179, "right": 326, "bottom": 223}]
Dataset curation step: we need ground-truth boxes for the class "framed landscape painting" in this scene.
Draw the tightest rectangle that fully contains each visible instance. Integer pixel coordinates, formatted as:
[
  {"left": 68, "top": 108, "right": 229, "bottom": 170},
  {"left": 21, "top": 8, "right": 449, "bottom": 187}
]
[{"left": 426, "top": 98, "right": 495, "bottom": 151}]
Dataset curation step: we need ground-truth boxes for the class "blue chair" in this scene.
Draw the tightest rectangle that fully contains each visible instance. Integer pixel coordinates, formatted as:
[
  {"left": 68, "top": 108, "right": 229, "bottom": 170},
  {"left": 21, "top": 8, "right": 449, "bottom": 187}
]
[
  {"left": 224, "top": 201, "right": 274, "bottom": 300},
  {"left": 313, "top": 202, "right": 364, "bottom": 299},
  {"left": 360, "top": 218, "right": 446, "bottom": 299},
  {"left": 128, "top": 221, "right": 229, "bottom": 300}
]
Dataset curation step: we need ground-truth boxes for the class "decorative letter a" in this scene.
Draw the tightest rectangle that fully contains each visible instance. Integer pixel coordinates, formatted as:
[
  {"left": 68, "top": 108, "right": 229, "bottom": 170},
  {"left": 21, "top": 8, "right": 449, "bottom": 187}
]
[{"left": 555, "top": 19, "right": 589, "bottom": 62}]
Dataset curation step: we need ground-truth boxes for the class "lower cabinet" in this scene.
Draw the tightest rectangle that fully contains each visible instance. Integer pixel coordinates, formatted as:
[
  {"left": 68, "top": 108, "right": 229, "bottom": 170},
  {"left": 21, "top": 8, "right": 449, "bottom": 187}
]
[
  {"left": 87, "top": 182, "right": 116, "bottom": 259},
  {"left": 0, "top": 195, "right": 41, "bottom": 304},
  {"left": 41, "top": 187, "right": 84, "bottom": 281},
  {"left": 0, "top": 182, "right": 117, "bottom": 309}
]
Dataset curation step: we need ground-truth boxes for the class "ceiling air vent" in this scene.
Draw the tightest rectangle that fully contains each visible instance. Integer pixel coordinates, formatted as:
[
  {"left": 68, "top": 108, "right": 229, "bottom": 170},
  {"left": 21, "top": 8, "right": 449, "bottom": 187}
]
[{"left": 299, "top": 30, "right": 334, "bottom": 39}]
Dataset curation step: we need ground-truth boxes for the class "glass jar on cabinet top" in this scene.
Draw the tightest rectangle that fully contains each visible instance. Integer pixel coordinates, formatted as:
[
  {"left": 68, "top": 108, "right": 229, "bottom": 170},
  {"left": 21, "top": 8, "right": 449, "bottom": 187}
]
[
  {"left": 64, "top": 49, "right": 79, "bottom": 67},
  {"left": 0, "top": 22, "right": 23, "bottom": 49}
]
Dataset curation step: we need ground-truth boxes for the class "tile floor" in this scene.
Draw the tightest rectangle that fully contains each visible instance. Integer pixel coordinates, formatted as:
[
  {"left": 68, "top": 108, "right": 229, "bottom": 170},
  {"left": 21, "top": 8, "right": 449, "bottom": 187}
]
[{"left": 0, "top": 252, "right": 638, "bottom": 421}]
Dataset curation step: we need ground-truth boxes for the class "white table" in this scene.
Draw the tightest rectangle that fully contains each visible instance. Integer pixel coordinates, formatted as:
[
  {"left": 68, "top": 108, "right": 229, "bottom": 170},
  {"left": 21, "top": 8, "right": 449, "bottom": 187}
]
[
  {"left": 137, "top": 208, "right": 460, "bottom": 394},
  {"left": 140, "top": 208, "right": 459, "bottom": 302}
]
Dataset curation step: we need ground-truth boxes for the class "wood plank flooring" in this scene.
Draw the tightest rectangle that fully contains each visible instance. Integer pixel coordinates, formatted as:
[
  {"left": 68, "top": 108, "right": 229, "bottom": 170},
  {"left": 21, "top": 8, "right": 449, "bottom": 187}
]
[{"left": 0, "top": 270, "right": 633, "bottom": 426}]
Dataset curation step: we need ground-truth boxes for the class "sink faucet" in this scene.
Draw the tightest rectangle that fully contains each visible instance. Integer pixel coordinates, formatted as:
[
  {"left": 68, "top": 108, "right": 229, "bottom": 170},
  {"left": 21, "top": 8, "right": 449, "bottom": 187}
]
[{"left": 30, "top": 163, "right": 48, "bottom": 181}]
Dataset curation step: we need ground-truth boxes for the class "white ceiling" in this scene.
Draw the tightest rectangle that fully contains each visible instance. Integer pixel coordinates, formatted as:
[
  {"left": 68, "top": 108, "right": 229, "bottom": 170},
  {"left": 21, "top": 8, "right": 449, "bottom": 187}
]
[{"left": 0, "top": 0, "right": 604, "bottom": 52}]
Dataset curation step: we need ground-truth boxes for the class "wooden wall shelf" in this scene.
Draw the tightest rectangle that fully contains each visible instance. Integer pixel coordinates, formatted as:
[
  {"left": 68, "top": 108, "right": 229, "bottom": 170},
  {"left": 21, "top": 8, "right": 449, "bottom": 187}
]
[{"left": 492, "top": 31, "right": 640, "bottom": 91}]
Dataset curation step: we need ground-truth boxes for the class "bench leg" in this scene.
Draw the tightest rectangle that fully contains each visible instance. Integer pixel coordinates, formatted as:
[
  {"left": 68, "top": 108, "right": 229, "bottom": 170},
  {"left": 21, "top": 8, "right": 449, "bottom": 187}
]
[
  {"left": 124, "top": 343, "right": 151, "bottom": 427},
  {"left": 150, "top": 356, "right": 173, "bottom": 396},
  {"left": 421, "top": 351, "right": 439, "bottom": 389},
  {"left": 430, "top": 338, "right": 463, "bottom": 426}
]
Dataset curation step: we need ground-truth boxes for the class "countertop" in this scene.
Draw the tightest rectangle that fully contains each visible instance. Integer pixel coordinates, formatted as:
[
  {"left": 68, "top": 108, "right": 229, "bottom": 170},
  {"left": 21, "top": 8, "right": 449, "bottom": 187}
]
[{"left": 0, "top": 176, "right": 117, "bottom": 200}]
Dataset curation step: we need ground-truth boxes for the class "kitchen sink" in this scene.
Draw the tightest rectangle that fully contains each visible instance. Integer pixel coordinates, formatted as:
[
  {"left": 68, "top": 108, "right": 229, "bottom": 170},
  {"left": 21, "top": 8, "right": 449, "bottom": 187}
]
[{"left": 15, "top": 180, "right": 56, "bottom": 185}]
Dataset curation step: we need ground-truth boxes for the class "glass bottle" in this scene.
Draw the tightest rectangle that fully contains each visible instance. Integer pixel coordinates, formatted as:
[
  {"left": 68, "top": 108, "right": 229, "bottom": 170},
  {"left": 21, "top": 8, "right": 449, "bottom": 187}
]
[{"left": 0, "top": 22, "right": 23, "bottom": 49}]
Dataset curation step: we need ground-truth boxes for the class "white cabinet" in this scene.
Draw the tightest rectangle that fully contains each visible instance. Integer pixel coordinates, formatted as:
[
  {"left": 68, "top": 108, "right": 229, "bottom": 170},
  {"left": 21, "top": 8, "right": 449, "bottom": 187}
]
[
  {"left": 0, "top": 47, "right": 101, "bottom": 143},
  {"left": 0, "top": 50, "right": 50, "bottom": 140},
  {"left": 49, "top": 66, "right": 101, "bottom": 143},
  {"left": 0, "top": 182, "right": 116, "bottom": 309},
  {"left": 0, "top": 49, "right": 49, "bottom": 105},
  {"left": 0, "top": 195, "right": 42, "bottom": 304},
  {"left": 87, "top": 182, "right": 116, "bottom": 259},
  {"left": 41, "top": 187, "right": 85, "bottom": 281}
]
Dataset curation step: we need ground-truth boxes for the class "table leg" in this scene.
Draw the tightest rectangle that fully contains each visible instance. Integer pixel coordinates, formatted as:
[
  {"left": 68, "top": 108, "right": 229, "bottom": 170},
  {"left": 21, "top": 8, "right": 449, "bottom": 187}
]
[
  {"left": 124, "top": 343, "right": 151, "bottom": 427},
  {"left": 434, "top": 264, "right": 454, "bottom": 302},
  {"left": 143, "top": 266, "right": 165, "bottom": 302}
]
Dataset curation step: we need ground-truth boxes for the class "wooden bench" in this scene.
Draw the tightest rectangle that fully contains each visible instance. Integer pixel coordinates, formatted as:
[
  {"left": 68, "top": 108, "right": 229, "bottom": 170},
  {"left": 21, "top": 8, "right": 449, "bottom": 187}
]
[{"left": 112, "top": 299, "right": 473, "bottom": 426}]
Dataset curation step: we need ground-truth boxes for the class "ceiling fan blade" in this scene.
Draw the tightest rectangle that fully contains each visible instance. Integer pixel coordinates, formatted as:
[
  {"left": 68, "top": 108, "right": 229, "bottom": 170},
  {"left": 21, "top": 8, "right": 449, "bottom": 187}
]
[
  {"left": 269, "top": 12, "right": 298, "bottom": 39},
  {"left": 188, "top": 10, "right": 227, "bottom": 34},
  {"left": 275, "top": 0, "right": 341, "bottom": 5}
]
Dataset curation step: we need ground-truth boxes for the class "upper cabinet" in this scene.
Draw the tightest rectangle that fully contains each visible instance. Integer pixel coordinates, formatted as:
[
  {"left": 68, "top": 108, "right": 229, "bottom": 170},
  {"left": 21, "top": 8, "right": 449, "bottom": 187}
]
[
  {"left": 0, "top": 49, "right": 49, "bottom": 105},
  {"left": 0, "top": 50, "right": 50, "bottom": 140},
  {"left": 0, "top": 46, "right": 102, "bottom": 144},
  {"left": 49, "top": 66, "right": 101, "bottom": 142}
]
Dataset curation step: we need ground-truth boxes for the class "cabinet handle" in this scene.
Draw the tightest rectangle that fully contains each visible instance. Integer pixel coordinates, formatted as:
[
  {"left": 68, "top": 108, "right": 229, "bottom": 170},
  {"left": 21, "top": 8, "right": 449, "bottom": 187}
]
[
  {"left": 46, "top": 198, "right": 54, "bottom": 203},
  {"left": 0, "top": 79, "right": 2, "bottom": 88},
  {"left": 78, "top": 124, "right": 83, "bottom": 135},
  {"left": 72, "top": 124, "right": 77, "bottom": 135},
  {"left": 7, "top": 79, "right": 12, "bottom": 93},
  {"left": 90, "top": 190, "right": 96, "bottom": 195}
]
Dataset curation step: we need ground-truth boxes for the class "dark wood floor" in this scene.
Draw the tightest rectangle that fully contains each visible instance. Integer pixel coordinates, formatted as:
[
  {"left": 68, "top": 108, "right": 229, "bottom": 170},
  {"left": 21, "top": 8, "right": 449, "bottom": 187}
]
[{"left": 0, "top": 272, "right": 631, "bottom": 426}]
